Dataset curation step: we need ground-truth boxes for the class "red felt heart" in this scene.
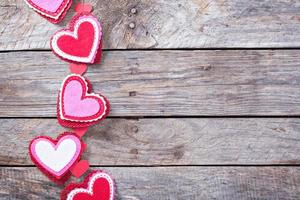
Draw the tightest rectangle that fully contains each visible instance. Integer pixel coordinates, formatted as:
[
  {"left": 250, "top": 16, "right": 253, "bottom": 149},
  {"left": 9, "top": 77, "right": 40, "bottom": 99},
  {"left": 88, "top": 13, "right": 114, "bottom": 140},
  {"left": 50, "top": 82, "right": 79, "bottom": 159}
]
[
  {"left": 51, "top": 13, "right": 102, "bottom": 64},
  {"left": 61, "top": 171, "right": 115, "bottom": 200},
  {"left": 75, "top": 3, "right": 93, "bottom": 13},
  {"left": 24, "top": 0, "right": 72, "bottom": 23},
  {"left": 57, "top": 74, "right": 110, "bottom": 128}
]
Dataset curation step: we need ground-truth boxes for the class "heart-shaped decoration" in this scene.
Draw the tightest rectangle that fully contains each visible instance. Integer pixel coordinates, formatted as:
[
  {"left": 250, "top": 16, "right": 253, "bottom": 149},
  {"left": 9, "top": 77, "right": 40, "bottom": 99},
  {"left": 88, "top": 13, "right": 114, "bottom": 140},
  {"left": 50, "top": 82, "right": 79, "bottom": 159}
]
[
  {"left": 57, "top": 74, "right": 109, "bottom": 128},
  {"left": 51, "top": 13, "right": 102, "bottom": 64},
  {"left": 61, "top": 171, "right": 115, "bottom": 200},
  {"left": 29, "top": 133, "right": 83, "bottom": 183},
  {"left": 24, "top": 0, "right": 72, "bottom": 23}
]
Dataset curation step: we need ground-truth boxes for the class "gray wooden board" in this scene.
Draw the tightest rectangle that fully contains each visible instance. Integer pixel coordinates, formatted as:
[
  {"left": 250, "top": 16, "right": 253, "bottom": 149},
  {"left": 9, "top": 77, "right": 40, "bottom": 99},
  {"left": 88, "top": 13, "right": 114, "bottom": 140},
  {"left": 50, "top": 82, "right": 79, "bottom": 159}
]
[
  {"left": 1, "top": 118, "right": 300, "bottom": 165},
  {"left": 1, "top": 0, "right": 300, "bottom": 50},
  {"left": 0, "top": 167, "right": 300, "bottom": 200},
  {"left": 1, "top": 50, "right": 300, "bottom": 117}
]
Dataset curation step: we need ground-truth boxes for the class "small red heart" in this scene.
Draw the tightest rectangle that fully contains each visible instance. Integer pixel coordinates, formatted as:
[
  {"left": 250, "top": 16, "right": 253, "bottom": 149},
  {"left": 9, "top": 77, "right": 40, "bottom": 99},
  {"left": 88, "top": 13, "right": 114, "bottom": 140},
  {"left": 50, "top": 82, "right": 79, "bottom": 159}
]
[
  {"left": 75, "top": 3, "right": 93, "bottom": 13},
  {"left": 61, "top": 171, "right": 115, "bottom": 200},
  {"left": 70, "top": 160, "right": 90, "bottom": 178},
  {"left": 73, "top": 127, "right": 89, "bottom": 138},
  {"left": 69, "top": 63, "right": 88, "bottom": 75}
]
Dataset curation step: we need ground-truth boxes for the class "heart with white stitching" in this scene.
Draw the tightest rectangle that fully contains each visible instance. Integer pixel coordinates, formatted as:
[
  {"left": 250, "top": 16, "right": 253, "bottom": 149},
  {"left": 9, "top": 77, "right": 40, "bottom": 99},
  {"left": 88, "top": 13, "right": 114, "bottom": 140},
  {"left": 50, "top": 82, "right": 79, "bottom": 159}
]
[
  {"left": 57, "top": 74, "right": 109, "bottom": 128},
  {"left": 51, "top": 13, "right": 102, "bottom": 64},
  {"left": 61, "top": 171, "right": 115, "bottom": 200}
]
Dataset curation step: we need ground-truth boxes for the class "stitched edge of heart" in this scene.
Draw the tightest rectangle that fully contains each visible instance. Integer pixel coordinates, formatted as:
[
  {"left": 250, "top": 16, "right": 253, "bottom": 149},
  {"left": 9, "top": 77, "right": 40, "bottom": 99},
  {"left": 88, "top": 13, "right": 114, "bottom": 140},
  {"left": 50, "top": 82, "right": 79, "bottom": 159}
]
[
  {"left": 24, "top": 0, "right": 71, "bottom": 20},
  {"left": 58, "top": 74, "right": 109, "bottom": 123},
  {"left": 61, "top": 170, "right": 115, "bottom": 200},
  {"left": 51, "top": 13, "right": 102, "bottom": 64},
  {"left": 29, "top": 132, "right": 83, "bottom": 184},
  {"left": 57, "top": 97, "right": 110, "bottom": 128},
  {"left": 36, "top": 0, "right": 72, "bottom": 24}
]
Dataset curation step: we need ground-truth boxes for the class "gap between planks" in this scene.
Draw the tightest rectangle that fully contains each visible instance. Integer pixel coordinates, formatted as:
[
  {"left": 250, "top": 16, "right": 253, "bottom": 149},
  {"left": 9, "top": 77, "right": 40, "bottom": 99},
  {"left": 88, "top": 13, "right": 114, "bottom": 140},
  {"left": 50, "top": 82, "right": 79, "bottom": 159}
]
[
  {"left": 3, "top": 47, "right": 300, "bottom": 54},
  {"left": 1, "top": 165, "right": 300, "bottom": 168}
]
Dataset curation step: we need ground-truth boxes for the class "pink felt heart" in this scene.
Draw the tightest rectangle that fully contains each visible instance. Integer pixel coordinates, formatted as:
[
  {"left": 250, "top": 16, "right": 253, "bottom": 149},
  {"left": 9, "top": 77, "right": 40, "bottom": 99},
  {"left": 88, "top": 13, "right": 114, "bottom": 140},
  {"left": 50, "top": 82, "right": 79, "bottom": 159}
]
[
  {"left": 51, "top": 13, "right": 102, "bottom": 63},
  {"left": 65, "top": 81, "right": 99, "bottom": 117},
  {"left": 59, "top": 74, "right": 108, "bottom": 122},
  {"left": 29, "top": 133, "right": 82, "bottom": 179},
  {"left": 24, "top": 0, "right": 72, "bottom": 22}
]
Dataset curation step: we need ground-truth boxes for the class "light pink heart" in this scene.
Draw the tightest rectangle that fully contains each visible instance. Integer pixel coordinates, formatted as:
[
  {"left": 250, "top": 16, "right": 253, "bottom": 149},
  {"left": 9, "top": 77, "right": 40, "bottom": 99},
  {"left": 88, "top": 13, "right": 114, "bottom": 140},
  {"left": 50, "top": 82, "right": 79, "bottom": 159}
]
[
  {"left": 24, "top": 0, "right": 71, "bottom": 22},
  {"left": 63, "top": 80, "right": 101, "bottom": 118},
  {"left": 30, "top": 0, "right": 64, "bottom": 12}
]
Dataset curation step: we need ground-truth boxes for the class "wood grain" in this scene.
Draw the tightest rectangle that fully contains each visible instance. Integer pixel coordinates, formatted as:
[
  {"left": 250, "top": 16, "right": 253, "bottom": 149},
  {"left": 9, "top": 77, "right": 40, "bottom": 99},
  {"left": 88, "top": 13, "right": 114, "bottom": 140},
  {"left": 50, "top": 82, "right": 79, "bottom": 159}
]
[
  {"left": 1, "top": 0, "right": 300, "bottom": 50},
  {"left": 1, "top": 50, "right": 300, "bottom": 117},
  {"left": 1, "top": 118, "right": 300, "bottom": 165},
  {"left": 1, "top": 167, "right": 300, "bottom": 200}
]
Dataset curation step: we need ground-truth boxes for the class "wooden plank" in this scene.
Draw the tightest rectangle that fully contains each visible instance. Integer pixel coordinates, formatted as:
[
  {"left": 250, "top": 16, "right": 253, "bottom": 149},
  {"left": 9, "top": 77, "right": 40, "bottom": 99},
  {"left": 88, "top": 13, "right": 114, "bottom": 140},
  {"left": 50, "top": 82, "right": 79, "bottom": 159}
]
[
  {"left": 1, "top": 50, "right": 300, "bottom": 117},
  {"left": 1, "top": 118, "right": 300, "bottom": 165},
  {"left": 1, "top": 167, "right": 300, "bottom": 199},
  {"left": 1, "top": 0, "right": 300, "bottom": 50}
]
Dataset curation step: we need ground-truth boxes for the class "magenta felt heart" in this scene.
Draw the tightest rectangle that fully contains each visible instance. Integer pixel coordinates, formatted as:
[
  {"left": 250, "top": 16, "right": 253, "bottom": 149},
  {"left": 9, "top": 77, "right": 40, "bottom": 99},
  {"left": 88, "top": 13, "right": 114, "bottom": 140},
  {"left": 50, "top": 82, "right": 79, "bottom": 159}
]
[
  {"left": 24, "top": 0, "right": 72, "bottom": 23},
  {"left": 58, "top": 74, "right": 109, "bottom": 124}
]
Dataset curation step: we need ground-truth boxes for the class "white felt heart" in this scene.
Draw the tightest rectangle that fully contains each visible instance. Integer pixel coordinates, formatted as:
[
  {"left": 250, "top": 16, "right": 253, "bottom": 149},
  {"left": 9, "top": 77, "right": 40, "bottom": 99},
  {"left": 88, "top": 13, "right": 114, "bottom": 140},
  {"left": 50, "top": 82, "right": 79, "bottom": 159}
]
[{"left": 30, "top": 134, "right": 82, "bottom": 177}]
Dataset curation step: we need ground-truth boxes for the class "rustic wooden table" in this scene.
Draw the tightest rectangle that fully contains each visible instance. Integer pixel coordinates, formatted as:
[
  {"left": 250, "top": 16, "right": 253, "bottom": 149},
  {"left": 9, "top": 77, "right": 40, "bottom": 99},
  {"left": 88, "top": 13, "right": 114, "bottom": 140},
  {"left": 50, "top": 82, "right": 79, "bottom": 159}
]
[{"left": 1, "top": 0, "right": 300, "bottom": 199}]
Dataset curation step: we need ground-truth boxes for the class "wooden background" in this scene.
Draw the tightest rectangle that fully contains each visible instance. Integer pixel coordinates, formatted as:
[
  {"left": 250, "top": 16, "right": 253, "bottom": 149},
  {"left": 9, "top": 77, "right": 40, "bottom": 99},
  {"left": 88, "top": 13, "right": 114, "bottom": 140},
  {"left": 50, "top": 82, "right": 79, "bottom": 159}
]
[{"left": 1, "top": 0, "right": 300, "bottom": 199}]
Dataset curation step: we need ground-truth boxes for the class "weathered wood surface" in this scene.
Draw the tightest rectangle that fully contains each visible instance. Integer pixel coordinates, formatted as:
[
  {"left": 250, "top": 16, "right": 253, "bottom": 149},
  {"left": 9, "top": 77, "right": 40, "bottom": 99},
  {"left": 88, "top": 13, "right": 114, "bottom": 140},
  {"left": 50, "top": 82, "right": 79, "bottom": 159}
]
[
  {"left": 1, "top": 118, "right": 300, "bottom": 165},
  {"left": 1, "top": 167, "right": 300, "bottom": 200},
  {"left": 1, "top": 0, "right": 300, "bottom": 50},
  {"left": 1, "top": 50, "right": 300, "bottom": 117}
]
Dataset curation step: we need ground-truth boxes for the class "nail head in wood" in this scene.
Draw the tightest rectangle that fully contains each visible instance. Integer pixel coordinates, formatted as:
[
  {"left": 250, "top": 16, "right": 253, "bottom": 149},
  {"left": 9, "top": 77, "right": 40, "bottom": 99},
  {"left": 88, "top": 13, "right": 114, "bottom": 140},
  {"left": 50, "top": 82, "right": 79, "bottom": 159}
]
[
  {"left": 131, "top": 8, "right": 137, "bottom": 14},
  {"left": 129, "top": 22, "right": 136, "bottom": 29}
]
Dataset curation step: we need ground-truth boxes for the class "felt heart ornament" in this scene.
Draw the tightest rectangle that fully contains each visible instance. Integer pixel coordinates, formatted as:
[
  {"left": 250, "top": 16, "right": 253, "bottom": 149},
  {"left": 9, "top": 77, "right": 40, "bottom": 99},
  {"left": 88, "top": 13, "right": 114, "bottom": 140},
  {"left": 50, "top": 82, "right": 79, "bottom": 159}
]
[
  {"left": 57, "top": 74, "right": 109, "bottom": 128},
  {"left": 29, "top": 132, "right": 84, "bottom": 184},
  {"left": 61, "top": 171, "right": 115, "bottom": 200},
  {"left": 51, "top": 13, "right": 103, "bottom": 64},
  {"left": 24, "top": 0, "right": 72, "bottom": 23}
]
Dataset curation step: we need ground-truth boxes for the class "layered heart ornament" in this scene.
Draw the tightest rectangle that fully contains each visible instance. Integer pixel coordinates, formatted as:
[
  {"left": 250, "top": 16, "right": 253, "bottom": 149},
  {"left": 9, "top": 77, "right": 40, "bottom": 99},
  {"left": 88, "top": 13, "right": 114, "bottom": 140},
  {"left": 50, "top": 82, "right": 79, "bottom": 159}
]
[
  {"left": 57, "top": 74, "right": 109, "bottom": 128},
  {"left": 24, "top": 0, "right": 72, "bottom": 23},
  {"left": 61, "top": 171, "right": 115, "bottom": 200},
  {"left": 29, "top": 133, "right": 84, "bottom": 184},
  {"left": 51, "top": 13, "right": 103, "bottom": 64}
]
